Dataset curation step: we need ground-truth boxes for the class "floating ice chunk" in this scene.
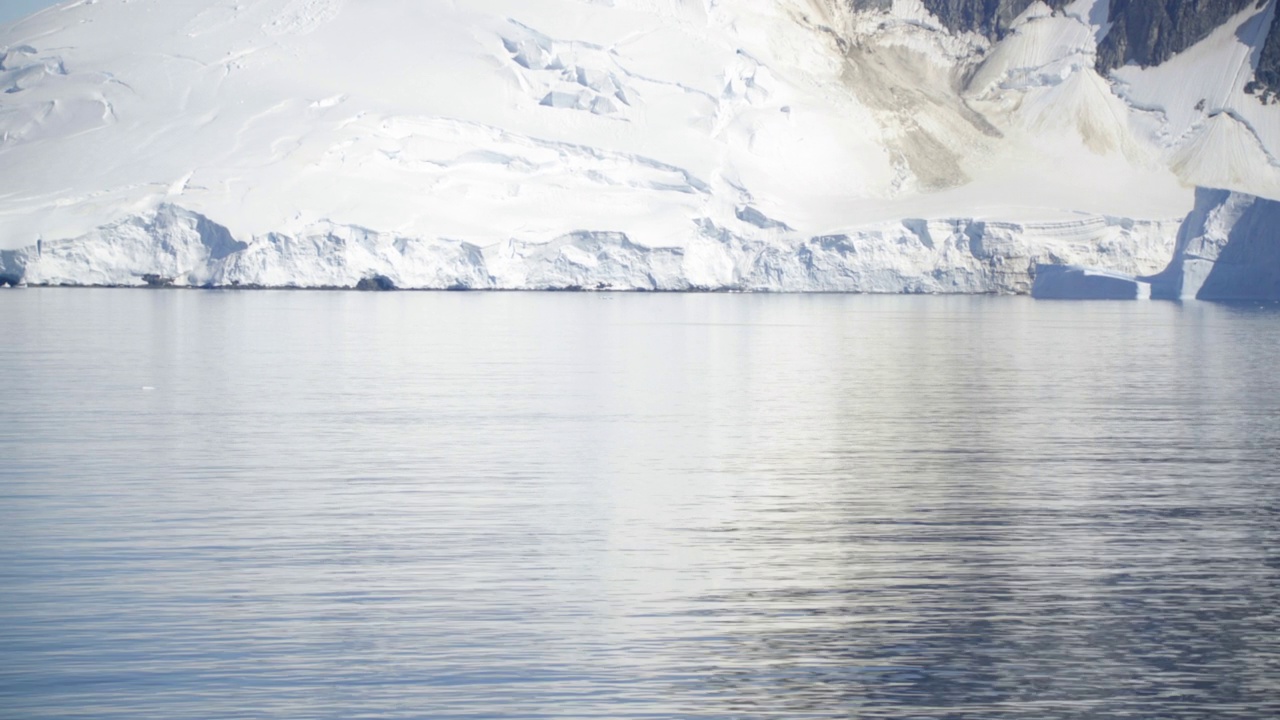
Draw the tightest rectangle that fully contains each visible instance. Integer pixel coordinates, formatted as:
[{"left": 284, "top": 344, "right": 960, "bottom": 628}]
[{"left": 1032, "top": 265, "right": 1151, "bottom": 299}]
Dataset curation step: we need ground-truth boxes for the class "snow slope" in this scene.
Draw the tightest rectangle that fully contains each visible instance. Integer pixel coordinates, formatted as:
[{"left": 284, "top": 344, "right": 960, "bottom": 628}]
[
  {"left": 0, "top": 0, "right": 1275, "bottom": 290},
  {"left": 1110, "top": 0, "right": 1280, "bottom": 196}
]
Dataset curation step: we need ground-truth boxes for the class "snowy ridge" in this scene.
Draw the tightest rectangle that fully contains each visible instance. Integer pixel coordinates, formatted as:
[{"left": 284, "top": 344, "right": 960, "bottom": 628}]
[{"left": 0, "top": 0, "right": 1276, "bottom": 291}]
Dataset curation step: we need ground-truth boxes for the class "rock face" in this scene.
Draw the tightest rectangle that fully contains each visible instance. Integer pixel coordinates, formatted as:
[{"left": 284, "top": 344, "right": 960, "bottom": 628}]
[
  {"left": 862, "top": 0, "right": 1280, "bottom": 102},
  {"left": 1248, "top": 9, "right": 1280, "bottom": 101},
  {"left": 356, "top": 275, "right": 397, "bottom": 291},
  {"left": 860, "top": 0, "right": 1071, "bottom": 40},
  {"left": 1096, "top": 0, "right": 1255, "bottom": 73}
]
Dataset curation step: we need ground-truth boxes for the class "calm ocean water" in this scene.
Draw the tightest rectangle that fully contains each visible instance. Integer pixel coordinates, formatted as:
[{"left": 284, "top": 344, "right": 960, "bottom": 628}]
[{"left": 1, "top": 289, "right": 1278, "bottom": 719}]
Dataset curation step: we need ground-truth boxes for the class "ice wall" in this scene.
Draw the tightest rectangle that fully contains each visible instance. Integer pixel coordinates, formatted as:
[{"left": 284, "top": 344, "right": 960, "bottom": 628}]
[
  {"left": 1033, "top": 187, "right": 1280, "bottom": 301},
  {"left": 0, "top": 206, "right": 1177, "bottom": 294},
  {"left": 1148, "top": 188, "right": 1280, "bottom": 301}
]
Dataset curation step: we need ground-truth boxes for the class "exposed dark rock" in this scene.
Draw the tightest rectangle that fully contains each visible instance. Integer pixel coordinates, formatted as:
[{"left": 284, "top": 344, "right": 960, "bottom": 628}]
[
  {"left": 355, "top": 274, "right": 396, "bottom": 291},
  {"left": 1247, "top": 6, "right": 1280, "bottom": 102},
  {"left": 864, "top": 0, "right": 1280, "bottom": 106},
  {"left": 851, "top": 0, "right": 1072, "bottom": 41},
  {"left": 141, "top": 273, "right": 174, "bottom": 287},
  {"left": 1096, "top": 0, "right": 1253, "bottom": 73}
]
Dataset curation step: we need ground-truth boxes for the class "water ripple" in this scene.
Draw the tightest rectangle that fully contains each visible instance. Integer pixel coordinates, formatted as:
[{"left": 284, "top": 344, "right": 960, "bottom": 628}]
[{"left": 1, "top": 291, "right": 1278, "bottom": 719}]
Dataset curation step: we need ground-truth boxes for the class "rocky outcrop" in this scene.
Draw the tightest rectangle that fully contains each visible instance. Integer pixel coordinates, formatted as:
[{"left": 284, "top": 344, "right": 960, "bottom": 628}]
[
  {"left": 356, "top": 275, "right": 397, "bottom": 291},
  {"left": 851, "top": 0, "right": 1279, "bottom": 99},
  {"left": 850, "top": 0, "right": 1071, "bottom": 40},
  {"left": 1095, "top": 0, "right": 1255, "bottom": 73},
  {"left": 1247, "top": 8, "right": 1280, "bottom": 102}
]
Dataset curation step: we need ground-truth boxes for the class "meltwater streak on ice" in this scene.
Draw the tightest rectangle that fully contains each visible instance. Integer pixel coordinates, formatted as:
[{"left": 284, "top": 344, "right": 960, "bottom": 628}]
[{"left": 1, "top": 291, "right": 1280, "bottom": 719}]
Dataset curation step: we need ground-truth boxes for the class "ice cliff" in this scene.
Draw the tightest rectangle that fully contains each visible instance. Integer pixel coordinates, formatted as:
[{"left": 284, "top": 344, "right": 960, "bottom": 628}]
[
  {"left": 0, "top": 204, "right": 1180, "bottom": 292},
  {"left": 1, "top": 0, "right": 1278, "bottom": 292},
  {"left": 1032, "top": 187, "right": 1280, "bottom": 300},
  {"left": 1148, "top": 187, "right": 1280, "bottom": 301}
]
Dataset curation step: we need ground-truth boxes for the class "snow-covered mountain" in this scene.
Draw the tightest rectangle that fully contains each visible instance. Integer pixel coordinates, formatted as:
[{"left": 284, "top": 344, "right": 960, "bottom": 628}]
[{"left": 0, "top": 0, "right": 1276, "bottom": 292}]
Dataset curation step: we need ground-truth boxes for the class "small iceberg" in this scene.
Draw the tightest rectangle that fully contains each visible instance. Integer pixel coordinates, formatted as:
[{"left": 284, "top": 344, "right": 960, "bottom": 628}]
[{"left": 1031, "top": 265, "right": 1151, "bottom": 300}]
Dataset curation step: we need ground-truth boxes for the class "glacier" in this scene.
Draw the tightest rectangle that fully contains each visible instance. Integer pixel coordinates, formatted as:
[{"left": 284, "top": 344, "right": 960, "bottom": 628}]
[
  {"left": 1148, "top": 187, "right": 1280, "bottom": 301},
  {"left": 1, "top": 0, "right": 1277, "bottom": 292},
  {"left": 0, "top": 203, "right": 1181, "bottom": 292},
  {"left": 1032, "top": 188, "right": 1280, "bottom": 301}
]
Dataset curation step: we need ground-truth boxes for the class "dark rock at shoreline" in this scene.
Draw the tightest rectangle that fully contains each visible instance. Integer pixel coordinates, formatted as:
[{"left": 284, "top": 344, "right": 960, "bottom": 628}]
[
  {"left": 356, "top": 275, "right": 397, "bottom": 291},
  {"left": 141, "top": 274, "right": 175, "bottom": 288}
]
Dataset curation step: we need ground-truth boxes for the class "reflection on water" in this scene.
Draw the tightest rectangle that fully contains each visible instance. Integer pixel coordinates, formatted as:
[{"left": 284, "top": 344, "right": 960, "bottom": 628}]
[{"left": 1, "top": 290, "right": 1278, "bottom": 719}]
